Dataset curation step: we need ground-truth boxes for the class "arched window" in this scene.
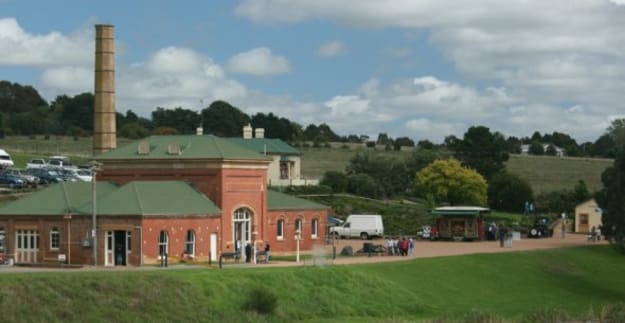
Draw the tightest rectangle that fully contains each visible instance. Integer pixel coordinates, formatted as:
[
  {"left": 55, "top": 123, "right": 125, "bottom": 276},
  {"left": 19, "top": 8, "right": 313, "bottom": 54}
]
[
  {"left": 295, "top": 219, "right": 303, "bottom": 240},
  {"left": 233, "top": 208, "right": 252, "bottom": 252},
  {"left": 311, "top": 218, "right": 319, "bottom": 238},
  {"left": 277, "top": 219, "right": 284, "bottom": 240},
  {"left": 158, "top": 231, "right": 168, "bottom": 258},
  {"left": 0, "top": 226, "right": 5, "bottom": 253},
  {"left": 185, "top": 230, "right": 195, "bottom": 257},
  {"left": 50, "top": 227, "right": 60, "bottom": 250}
]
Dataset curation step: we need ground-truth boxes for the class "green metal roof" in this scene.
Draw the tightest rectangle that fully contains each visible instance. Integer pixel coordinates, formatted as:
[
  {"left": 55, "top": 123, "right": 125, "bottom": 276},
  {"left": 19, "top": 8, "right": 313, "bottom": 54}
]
[
  {"left": 430, "top": 206, "right": 490, "bottom": 217},
  {"left": 267, "top": 190, "right": 329, "bottom": 211},
  {"left": 0, "top": 182, "right": 117, "bottom": 215},
  {"left": 77, "top": 181, "right": 221, "bottom": 216},
  {"left": 95, "top": 135, "right": 272, "bottom": 161},
  {"left": 227, "top": 138, "right": 301, "bottom": 155}
]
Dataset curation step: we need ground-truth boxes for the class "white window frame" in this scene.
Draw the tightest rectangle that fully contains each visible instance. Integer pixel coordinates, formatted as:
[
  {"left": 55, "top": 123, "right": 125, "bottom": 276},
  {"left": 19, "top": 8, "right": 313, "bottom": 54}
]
[
  {"left": 185, "top": 230, "right": 195, "bottom": 257},
  {"left": 158, "top": 231, "right": 168, "bottom": 259},
  {"left": 277, "top": 219, "right": 284, "bottom": 240},
  {"left": 0, "top": 226, "right": 5, "bottom": 253},
  {"left": 50, "top": 227, "right": 60, "bottom": 250},
  {"left": 311, "top": 218, "right": 318, "bottom": 238}
]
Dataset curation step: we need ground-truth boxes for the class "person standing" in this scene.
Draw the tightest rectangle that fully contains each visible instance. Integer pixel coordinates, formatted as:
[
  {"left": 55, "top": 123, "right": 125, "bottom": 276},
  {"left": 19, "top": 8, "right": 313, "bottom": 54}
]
[
  {"left": 498, "top": 224, "right": 506, "bottom": 248},
  {"left": 264, "top": 243, "right": 270, "bottom": 264},
  {"left": 245, "top": 243, "right": 252, "bottom": 263}
]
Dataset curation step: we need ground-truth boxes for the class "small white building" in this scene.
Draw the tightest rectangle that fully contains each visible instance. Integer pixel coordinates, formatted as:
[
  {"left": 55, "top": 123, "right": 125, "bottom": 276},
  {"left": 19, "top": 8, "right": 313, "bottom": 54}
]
[{"left": 575, "top": 198, "right": 602, "bottom": 233}]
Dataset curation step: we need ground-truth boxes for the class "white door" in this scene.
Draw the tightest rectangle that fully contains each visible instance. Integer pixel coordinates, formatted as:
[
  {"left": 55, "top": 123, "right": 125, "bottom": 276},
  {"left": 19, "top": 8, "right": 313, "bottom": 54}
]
[
  {"left": 15, "top": 229, "right": 39, "bottom": 263},
  {"left": 105, "top": 231, "right": 114, "bottom": 266},
  {"left": 210, "top": 233, "right": 218, "bottom": 262}
]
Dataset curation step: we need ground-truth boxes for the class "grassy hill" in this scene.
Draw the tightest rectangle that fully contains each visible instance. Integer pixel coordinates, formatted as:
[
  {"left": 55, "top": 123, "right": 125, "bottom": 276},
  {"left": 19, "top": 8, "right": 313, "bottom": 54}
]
[
  {"left": 298, "top": 147, "right": 612, "bottom": 194},
  {"left": 0, "top": 246, "right": 623, "bottom": 322}
]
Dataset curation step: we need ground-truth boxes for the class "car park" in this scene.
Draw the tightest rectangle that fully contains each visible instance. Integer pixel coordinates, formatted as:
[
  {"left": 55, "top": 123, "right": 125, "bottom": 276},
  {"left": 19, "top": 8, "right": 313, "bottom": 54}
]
[
  {"left": 0, "top": 172, "right": 25, "bottom": 188},
  {"left": 26, "top": 159, "right": 47, "bottom": 169},
  {"left": 0, "top": 169, "right": 39, "bottom": 188},
  {"left": 48, "top": 156, "right": 76, "bottom": 171},
  {"left": 25, "top": 168, "right": 63, "bottom": 184}
]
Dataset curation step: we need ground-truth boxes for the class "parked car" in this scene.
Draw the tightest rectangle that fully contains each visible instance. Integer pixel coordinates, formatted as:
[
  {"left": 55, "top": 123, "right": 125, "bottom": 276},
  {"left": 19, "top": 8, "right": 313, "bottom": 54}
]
[
  {"left": 48, "top": 156, "right": 77, "bottom": 171},
  {"left": 0, "top": 149, "right": 14, "bottom": 168},
  {"left": 0, "top": 169, "right": 39, "bottom": 188},
  {"left": 0, "top": 172, "right": 25, "bottom": 188},
  {"left": 26, "top": 159, "right": 47, "bottom": 169},
  {"left": 329, "top": 214, "right": 384, "bottom": 240},
  {"left": 25, "top": 168, "right": 63, "bottom": 184}
]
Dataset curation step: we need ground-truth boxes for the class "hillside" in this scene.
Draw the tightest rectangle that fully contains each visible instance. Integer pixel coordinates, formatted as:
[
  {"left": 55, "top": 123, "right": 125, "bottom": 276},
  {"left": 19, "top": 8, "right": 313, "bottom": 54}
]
[
  {"left": 0, "top": 246, "right": 623, "bottom": 322},
  {"left": 299, "top": 146, "right": 612, "bottom": 194}
]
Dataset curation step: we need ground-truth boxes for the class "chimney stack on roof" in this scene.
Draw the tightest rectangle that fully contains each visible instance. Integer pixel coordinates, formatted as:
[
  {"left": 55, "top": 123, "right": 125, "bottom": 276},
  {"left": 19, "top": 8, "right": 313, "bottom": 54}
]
[
  {"left": 255, "top": 128, "right": 265, "bottom": 139},
  {"left": 243, "top": 124, "right": 253, "bottom": 139}
]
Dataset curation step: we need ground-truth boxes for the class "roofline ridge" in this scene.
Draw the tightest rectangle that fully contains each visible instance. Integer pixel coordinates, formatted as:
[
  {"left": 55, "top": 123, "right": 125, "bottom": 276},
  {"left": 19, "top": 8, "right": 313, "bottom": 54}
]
[{"left": 132, "top": 182, "right": 145, "bottom": 216}]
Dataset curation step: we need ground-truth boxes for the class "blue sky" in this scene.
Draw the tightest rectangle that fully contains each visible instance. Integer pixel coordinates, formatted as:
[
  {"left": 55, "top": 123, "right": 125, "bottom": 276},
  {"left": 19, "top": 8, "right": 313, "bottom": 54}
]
[{"left": 2, "top": 0, "right": 625, "bottom": 143}]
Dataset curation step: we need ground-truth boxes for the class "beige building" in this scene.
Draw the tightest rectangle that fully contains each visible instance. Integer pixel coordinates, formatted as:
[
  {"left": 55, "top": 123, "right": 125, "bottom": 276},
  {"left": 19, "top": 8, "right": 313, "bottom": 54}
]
[
  {"left": 229, "top": 125, "right": 318, "bottom": 187},
  {"left": 575, "top": 198, "right": 602, "bottom": 233}
]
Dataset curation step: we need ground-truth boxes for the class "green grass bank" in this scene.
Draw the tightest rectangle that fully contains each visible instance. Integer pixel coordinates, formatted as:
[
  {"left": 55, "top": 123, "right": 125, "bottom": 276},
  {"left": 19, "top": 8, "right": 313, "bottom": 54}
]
[{"left": 0, "top": 246, "right": 623, "bottom": 322}]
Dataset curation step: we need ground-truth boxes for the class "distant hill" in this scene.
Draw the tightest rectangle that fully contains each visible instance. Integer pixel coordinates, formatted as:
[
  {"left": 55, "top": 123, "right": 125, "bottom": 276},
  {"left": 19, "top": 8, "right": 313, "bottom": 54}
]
[{"left": 299, "top": 146, "right": 612, "bottom": 194}]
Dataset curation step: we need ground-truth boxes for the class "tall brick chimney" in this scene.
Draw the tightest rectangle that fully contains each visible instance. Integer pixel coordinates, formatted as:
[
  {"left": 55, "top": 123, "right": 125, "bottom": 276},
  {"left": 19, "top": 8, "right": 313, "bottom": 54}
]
[{"left": 93, "top": 24, "right": 117, "bottom": 155}]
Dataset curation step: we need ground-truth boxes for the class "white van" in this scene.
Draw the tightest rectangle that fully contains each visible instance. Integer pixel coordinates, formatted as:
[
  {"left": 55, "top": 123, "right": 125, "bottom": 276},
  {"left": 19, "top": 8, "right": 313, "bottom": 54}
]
[
  {"left": 329, "top": 214, "right": 384, "bottom": 240},
  {"left": 0, "top": 149, "right": 14, "bottom": 168}
]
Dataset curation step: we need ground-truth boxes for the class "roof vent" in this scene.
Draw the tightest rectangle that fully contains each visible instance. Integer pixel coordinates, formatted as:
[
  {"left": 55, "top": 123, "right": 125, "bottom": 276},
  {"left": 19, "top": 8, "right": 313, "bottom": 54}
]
[
  {"left": 167, "top": 143, "right": 181, "bottom": 155},
  {"left": 137, "top": 141, "right": 150, "bottom": 155}
]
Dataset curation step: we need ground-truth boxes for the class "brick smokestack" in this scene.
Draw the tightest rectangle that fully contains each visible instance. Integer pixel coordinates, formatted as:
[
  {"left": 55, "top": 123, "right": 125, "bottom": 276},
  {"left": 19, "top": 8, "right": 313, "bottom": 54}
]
[{"left": 93, "top": 24, "right": 117, "bottom": 155}]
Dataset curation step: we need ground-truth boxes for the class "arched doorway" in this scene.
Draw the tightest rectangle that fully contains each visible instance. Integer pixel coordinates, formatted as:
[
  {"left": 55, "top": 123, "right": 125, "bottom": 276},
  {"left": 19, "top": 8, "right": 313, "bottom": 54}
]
[{"left": 233, "top": 208, "right": 252, "bottom": 262}]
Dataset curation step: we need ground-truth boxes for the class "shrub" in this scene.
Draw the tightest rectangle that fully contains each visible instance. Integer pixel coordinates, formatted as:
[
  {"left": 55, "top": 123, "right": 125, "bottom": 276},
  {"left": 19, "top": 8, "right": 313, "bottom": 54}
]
[
  {"left": 242, "top": 286, "right": 278, "bottom": 315},
  {"left": 599, "top": 303, "right": 625, "bottom": 322},
  {"left": 523, "top": 307, "right": 569, "bottom": 323}
]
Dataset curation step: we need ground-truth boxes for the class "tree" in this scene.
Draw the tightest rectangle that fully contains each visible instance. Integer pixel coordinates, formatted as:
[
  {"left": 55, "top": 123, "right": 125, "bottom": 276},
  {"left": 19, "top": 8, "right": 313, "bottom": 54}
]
[
  {"left": 320, "top": 171, "right": 349, "bottom": 193},
  {"left": 545, "top": 143, "right": 557, "bottom": 156},
  {"left": 251, "top": 112, "right": 303, "bottom": 142},
  {"left": 528, "top": 141, "right": 544, "bottom": 155},
  {"left": 417, "top": 140, "right": 435, "bottom": 150},
  {"left": 0, "top": 81, "right": 47, "bottom": 114},
  {"left": 453, "top": 126, "right": 509, "bottom": 179},
  {"left": 118, "top": 122, "right": 149, "bottom": 139},
  {"left": 393, "top": 137, "right": 415, "bottom": 150},
  {"left": 415, "top": 159, "right": 487, "bottom": 206},
  {"left": 487, "top": 171, "right": 533, "bottom": 212},
  {"left": 346, "top": 153, "right": 410, "bottom": 197},
  {"left": 596, "top": 149, "right": 625, "bottom": 252},
  {"left": 376, "top": 133, "right": 392, "bottom": 146},
  {"left": 152, "top": 107, "right": 200, "bottom": 134},
  {"left": 51, "top": 93, "right": 94, "bottom": 132},
  {"left": 201, "top": 100, "right": 250, "bottom": 137},
  {"left": 347, "top": 173, "right": 379, "bottom": 198}
]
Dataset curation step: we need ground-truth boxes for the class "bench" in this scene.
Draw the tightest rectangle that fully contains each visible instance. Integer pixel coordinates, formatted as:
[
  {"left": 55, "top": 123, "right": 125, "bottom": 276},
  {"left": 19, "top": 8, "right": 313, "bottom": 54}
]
[{"left": 220, "top": 252, "right": 241, "bottom": 263}]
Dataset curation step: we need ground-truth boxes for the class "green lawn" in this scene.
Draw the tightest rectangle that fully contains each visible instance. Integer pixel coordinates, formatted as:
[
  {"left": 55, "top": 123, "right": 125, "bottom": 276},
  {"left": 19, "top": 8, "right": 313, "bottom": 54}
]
[
  {"left": 0, "top": 246, "right": 623, "bottom": 322},
  {"left": 506, "top": 154, "right": 612, "bottom": 194}
]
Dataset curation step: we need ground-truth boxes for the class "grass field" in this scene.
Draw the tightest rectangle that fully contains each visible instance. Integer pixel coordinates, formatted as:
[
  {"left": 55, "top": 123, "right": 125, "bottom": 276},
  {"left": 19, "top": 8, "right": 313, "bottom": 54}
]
[
  {"left": 299, "top": 147, "right": 612, "bottom": 194},
  {"left": 0, "top": 246, "right": 623, "bottom": 322}
]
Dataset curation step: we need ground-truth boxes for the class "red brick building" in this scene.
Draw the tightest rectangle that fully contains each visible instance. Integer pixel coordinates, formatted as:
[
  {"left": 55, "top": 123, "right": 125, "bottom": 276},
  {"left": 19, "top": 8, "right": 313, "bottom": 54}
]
[{"left": 0, "top": 135, "right": 329, "bottom": 266}]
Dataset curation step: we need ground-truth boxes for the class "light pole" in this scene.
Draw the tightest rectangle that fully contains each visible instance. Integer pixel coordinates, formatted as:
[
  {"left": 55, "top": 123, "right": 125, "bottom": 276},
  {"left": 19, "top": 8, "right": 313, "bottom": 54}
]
[
  {"left": 90, "top": 161, "right": 101, "bottom": 266},
  {"left": 295, "top": 229, "right": 301, "bottom": 263}
]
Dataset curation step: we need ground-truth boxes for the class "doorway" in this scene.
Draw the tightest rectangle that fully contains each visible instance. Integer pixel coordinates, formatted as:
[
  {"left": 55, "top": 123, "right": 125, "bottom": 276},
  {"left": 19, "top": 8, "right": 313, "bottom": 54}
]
[
  {"left": 233, "top": 208, "right": 252, "bottom": 261},
  {"left": 105, "top": 230, "right": 131, "bottom": 266}
]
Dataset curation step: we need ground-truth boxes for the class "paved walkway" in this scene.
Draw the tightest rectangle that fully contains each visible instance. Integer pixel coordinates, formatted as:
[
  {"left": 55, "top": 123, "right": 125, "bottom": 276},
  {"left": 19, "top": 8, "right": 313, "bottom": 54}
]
[{"left": 0, "top": 233, "right": 607, "bottom": 273}]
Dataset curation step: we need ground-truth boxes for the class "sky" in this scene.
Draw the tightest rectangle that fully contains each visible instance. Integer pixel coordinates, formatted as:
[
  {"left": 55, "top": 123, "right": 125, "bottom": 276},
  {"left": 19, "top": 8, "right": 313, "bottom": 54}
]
[{"left": 2, "top": 0, "right": 625, "bottom": 143}]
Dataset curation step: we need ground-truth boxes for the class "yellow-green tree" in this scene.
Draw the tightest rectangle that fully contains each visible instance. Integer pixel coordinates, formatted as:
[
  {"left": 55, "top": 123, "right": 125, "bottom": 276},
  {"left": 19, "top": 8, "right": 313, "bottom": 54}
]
[{"left": 415, "top": 159, "right": 487, "bottom": 206}]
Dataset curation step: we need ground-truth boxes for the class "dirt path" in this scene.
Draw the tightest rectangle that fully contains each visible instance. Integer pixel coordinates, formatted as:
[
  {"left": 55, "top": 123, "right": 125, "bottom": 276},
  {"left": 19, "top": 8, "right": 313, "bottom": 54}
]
[{"left": 290, "top": 232, "right": 607, "bottom": 267}]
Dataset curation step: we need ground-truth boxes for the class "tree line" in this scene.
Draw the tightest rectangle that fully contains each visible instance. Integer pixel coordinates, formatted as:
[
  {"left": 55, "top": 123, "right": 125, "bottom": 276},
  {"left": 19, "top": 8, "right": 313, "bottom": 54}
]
[{"left": 1, "top": 80, "right": 624, "bottom": 158}]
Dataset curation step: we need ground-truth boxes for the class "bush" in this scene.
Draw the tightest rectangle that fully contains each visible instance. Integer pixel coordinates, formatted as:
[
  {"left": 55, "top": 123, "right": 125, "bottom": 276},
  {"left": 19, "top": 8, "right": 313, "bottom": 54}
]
[
  {"left": 281, "top": 185, "right": 332, "bottom": 195},
  {"left": 523, "top": 307, "right": 569, "bottom": 323},
  {"left": 242, "top": 286, "right": 278, "bottom": 315},
  {"left": 598, "top": 303, "right": 625, "bottom": 322}
]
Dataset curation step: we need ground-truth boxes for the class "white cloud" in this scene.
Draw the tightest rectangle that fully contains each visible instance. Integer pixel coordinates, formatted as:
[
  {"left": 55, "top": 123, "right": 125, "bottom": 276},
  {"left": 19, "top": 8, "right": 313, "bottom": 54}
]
[
  {"left": 41, "top": 67, "right": 92, "bottom": 94},
  {"left": 227, "top": 47, "right": 291, "bottom": 75},
  {"left": 0, "top": 17, "right": 91, "bottom": 66},
  {"left": 316, "top": 41, "right": 348, "bottom": 57}
]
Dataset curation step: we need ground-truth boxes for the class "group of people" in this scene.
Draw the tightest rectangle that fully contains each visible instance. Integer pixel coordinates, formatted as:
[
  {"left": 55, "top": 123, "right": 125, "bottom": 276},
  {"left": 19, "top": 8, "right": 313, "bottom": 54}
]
[
  {"left": 238, "top": 241, "right": 271, "bottom": 264},
  {"left": 589, "top": 225, "right": 603, "bottom": 242},
  {"left": 386, "top": 237, "right": 415, "bottom": 256}
]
